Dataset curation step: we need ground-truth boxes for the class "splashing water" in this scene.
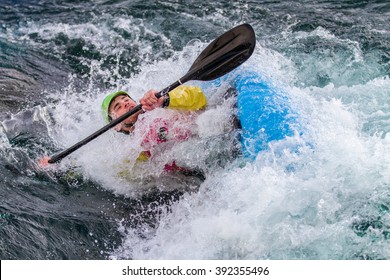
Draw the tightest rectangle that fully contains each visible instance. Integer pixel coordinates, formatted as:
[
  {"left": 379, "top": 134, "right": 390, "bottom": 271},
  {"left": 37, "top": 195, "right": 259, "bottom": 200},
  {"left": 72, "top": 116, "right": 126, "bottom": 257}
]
[{"left": 1, "top": 0, "right": 390, "bottom": 260}]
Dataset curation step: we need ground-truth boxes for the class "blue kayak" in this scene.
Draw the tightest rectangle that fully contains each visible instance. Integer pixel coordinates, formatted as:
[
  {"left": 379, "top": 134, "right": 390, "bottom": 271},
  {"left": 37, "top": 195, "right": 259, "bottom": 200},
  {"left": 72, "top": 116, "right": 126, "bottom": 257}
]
[
  {"left": 234, "top": 71, "right": 298, "bottom": 159},
  {"left": 202, "top": 70, "right": 299, "bottom": 160}
]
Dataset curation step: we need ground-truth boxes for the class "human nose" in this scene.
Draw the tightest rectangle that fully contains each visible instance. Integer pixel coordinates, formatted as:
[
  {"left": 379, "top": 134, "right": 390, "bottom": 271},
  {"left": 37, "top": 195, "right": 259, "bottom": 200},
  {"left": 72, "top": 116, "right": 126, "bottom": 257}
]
[{"left": 122, "top": 99, "right": 130, "bottom": 109}]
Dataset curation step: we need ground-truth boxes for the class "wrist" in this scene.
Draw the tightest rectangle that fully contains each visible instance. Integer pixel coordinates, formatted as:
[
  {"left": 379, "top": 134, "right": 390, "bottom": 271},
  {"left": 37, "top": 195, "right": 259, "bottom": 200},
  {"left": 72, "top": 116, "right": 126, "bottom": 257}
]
[{"left": 162, "top": 94, "right": 170, "bottom": 108}]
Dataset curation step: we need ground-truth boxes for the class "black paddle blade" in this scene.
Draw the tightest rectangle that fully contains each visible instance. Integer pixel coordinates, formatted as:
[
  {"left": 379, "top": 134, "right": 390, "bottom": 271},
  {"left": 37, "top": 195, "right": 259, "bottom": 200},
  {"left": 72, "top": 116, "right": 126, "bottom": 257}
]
[{"left": 184, "top": 23, "right": 256, "bottom": 82}]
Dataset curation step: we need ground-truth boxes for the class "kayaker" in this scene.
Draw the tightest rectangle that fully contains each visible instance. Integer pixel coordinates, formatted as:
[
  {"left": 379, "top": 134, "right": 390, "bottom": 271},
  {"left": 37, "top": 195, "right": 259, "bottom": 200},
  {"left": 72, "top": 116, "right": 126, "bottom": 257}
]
[{"left": 101, "top": 85, "right": 207, "bottom": 173}]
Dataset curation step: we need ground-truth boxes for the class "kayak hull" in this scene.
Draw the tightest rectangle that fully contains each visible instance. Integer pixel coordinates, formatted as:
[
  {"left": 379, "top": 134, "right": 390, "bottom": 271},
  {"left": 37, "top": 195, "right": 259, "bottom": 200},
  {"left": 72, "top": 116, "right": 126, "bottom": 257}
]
[{"left": 234, "top": 72, "right": 297, "bottom": 158}]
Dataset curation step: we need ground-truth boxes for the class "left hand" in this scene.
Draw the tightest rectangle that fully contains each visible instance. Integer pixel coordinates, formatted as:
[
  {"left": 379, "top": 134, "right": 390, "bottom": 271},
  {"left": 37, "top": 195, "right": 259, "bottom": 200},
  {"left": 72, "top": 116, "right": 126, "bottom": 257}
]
[
  {"left": 37, "top": 156, "right": 52, "bottom": 168},
  {"left": 139, "top": 90, "right": 164, "bottom": 111}
]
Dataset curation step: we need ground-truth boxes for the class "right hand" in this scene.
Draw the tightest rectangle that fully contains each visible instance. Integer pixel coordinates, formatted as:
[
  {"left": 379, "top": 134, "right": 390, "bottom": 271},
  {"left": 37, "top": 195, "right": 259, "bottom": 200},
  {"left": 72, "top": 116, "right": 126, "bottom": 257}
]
[{"left": 139, "top": 90, "right": 164, "bottom": 111}]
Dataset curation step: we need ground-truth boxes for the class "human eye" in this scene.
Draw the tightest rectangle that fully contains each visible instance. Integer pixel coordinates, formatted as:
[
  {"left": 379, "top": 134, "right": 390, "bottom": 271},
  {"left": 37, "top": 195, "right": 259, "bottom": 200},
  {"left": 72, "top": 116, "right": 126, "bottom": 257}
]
[{"left": 113, "top": 103, "right": 120, "bottom": 112}]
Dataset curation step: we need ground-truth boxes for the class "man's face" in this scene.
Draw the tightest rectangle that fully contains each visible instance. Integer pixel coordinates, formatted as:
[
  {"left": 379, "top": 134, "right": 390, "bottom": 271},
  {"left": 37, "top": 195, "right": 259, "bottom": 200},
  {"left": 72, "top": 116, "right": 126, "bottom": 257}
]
[{"left": 109, "top": 94, "right": 140, "bottom": 133}]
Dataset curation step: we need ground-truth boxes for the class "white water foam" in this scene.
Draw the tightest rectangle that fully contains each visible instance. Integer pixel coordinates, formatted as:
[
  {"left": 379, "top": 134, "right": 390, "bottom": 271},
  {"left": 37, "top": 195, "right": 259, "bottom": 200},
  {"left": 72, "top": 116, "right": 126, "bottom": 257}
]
[
  {"left": 108, "top": 47, "right": 390, "bottom": 260},
  {"left": 25, "top": 24, "right": 390, "bottom": 259}
]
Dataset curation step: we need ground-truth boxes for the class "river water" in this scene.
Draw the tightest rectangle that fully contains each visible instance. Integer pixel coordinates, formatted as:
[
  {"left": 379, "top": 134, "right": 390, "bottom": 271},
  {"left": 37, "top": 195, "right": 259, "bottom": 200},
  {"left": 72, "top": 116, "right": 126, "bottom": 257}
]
[{"left": 1, "top": 0, "right": 390, "bottom": 259}]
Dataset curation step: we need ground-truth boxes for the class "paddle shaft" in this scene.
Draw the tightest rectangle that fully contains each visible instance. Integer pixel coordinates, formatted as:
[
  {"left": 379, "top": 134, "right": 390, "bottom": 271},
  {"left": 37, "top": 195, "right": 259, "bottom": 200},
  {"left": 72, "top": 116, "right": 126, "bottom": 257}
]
[{"left": 48, "top": 79, "right": 184, "bottom": 163}]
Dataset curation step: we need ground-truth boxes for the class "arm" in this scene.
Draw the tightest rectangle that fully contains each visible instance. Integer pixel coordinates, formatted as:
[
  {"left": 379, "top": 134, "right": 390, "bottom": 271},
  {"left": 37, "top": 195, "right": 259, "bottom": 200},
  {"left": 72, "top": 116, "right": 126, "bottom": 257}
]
[{"left": 166, "top": 85, "right": 207, "bottom": 111}]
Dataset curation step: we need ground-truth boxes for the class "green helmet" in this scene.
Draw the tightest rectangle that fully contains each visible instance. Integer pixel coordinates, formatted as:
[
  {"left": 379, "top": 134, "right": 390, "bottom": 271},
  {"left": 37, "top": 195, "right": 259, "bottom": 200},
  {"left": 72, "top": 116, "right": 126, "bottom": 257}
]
[{"left": 101, "top": 91, "right": 132, "bottom": 123}]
